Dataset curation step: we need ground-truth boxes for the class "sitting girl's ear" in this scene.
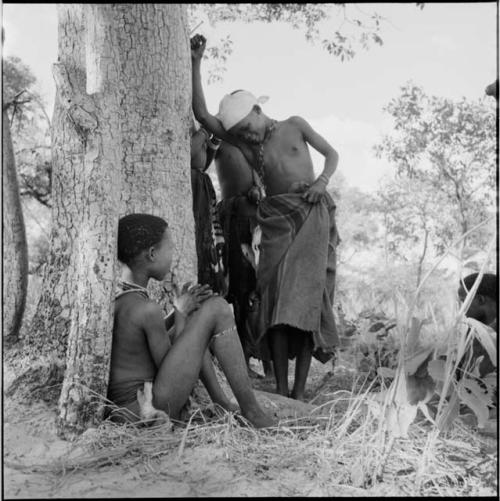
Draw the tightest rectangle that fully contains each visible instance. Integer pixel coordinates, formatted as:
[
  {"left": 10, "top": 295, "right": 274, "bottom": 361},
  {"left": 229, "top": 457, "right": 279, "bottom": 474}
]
[{"left": 147, "top": 246, "right": 156, "bottom": 261}]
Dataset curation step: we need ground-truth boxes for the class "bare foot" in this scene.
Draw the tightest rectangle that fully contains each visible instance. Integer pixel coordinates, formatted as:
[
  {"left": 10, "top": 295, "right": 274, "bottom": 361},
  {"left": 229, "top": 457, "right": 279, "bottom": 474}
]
[
  {"left": 289, "top": 390, "right": 306, "bottom": 402},
  {"left": 276, "top": 386, "right": 289, "bottom": 397},
  {"left": 242, "top": 408, "right": 277, "bottom": 429},
  {"left": 214, "top": 399, "right": 239, "bottom": 413}
]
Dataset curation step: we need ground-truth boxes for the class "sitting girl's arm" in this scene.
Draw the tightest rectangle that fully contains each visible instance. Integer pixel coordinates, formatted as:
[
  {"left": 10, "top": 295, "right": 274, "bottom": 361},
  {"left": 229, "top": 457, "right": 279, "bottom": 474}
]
[
  {"left": 171, "top": 282, "right": 215, "bottom": 339},
  {"left": 142, "top": 302, "right": 173, "bottom": 368}
]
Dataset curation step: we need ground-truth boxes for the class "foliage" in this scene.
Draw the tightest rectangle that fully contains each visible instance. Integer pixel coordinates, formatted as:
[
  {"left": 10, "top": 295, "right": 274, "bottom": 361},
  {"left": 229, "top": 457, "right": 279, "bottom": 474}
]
[
  {"left": 16, "top": 145, "right": 52, "bottom": 207},
  {"left": 374, "top": 83, "right": 496, "bottom": 257},
  {"left": 330, "top": 177, "right": 382, "bottom": 266},
  {"left": 2, "top": 55, "right": 37, "bottom": 118},
  {"left": 338, "top": 257, "right": 456, "bottom": 323},
  {"left": 346, "top": 243, "right": 497, "bottom": 443},
  {"left": 2, "top": 56, "right": 52, "bottom": 209},
  {"left": 376, "top": 176, "right": 455, "bottom": 260},
  {"left": 188, "top": 3, "right": 390, "bottom": 82},
  {"left": 27, "top": 232, "right": 50, "bottom": 274}
]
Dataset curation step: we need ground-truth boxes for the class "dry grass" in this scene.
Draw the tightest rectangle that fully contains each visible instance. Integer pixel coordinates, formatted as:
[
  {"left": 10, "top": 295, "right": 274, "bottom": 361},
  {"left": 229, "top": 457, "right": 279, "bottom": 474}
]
[{"left": 5, "top": 375, "right": 496, "bottom": 496}]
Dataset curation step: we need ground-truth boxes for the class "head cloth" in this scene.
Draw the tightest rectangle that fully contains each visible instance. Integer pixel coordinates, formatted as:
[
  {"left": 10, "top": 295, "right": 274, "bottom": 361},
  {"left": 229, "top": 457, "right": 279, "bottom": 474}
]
[{"left": 216, "top": 90, "right": 269, "bottom": 131}]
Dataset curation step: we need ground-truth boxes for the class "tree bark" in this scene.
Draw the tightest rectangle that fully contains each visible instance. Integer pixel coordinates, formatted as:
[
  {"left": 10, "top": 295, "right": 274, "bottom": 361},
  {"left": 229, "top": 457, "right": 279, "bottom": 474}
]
[
  {"left": 27, "top": 4, "right": 87, "bottom": 360},
  {"left": 2, "top": 107, "right": 29, "bottom": 346},
  {"left": 55, "top": 4, "right": 126, "bottom": 438},
  {"left": 24, "top": 4, "right": 194, "bottom": 438},
  {"left": 110, "top": 3, "right": 195, "bottom": 300}
]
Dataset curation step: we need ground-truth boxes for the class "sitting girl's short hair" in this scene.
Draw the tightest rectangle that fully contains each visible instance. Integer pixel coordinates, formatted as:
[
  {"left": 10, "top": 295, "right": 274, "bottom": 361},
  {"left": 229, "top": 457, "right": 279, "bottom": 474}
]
[{"left": 118, "top": 214, "right": 168, "bottom": 264}]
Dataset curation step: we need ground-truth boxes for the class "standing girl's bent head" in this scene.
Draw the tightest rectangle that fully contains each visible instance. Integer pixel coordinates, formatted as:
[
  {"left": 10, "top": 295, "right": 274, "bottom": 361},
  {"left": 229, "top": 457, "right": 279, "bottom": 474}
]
[{"left": 118, "top": 214, "right": 173, "bottom": 280}]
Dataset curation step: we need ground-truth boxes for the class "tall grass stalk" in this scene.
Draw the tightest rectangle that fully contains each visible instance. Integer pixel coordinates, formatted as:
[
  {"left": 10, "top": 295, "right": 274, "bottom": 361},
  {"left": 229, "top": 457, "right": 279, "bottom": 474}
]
[{"left": 366, "top": 221, "right": 496, "bottom": 490}]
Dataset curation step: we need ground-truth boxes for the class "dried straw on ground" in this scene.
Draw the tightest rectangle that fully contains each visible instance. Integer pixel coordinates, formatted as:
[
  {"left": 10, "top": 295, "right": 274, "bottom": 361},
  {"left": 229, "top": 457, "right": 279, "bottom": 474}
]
[{"left": 6, "top": 384, "right": 496, "bottom": 497}]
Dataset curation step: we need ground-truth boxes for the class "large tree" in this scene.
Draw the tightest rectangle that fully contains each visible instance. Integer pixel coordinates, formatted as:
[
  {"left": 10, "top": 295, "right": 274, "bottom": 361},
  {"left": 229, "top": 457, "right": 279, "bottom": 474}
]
[{"left": 24, "top": 4, "right": 193, "bottom": 437}]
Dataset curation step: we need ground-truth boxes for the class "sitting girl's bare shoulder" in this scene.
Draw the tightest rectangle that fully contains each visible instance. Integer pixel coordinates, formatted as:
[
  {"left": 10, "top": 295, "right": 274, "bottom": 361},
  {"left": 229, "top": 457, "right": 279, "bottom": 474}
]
[{"left": 116, "top": 294, "right": 163, "bottom": 320}]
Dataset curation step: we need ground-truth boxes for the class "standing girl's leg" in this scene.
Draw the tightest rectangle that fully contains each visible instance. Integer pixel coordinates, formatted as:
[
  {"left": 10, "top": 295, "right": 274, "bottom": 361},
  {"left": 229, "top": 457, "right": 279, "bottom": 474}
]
[
  {"left": 269, "top": 326, "right": 289, "bottom": 397},
  {"left": 290, "top": 332, "right": 313, "bottom": 401}
]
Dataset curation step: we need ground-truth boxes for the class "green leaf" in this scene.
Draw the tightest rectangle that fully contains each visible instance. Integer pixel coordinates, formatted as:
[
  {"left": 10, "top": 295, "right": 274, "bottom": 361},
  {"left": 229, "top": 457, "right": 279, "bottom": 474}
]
[
  {"left": 405, "top": 346, "right": 433, "bottom": 375},
  {"left": 461, "top": 377, "right": 493, "bottom": 406},
  {"left": 467, "top": 318, "right": 497, "bottom": 368},
  {"left": 387, "top": 403, "right": 418, "bottom": 438},
  {"left": 483, "top": 373, "right": 497, "bottom": 393},
  {"left": 427, "top": 359, "right": 447, "bottom": 381},
  {"left": 457, "top": 382, "right": 489, "bottom": 428}
]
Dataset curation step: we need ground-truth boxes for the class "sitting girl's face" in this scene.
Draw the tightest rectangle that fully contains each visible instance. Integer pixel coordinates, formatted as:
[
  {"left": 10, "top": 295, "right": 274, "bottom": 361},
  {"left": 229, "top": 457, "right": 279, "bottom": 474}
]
[{"left": 150, "top": 228, "right": 174, "bottom": 281}]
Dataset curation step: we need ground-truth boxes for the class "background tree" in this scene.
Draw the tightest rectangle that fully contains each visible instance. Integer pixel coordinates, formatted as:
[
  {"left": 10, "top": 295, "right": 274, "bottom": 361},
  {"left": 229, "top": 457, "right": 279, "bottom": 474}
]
[
  {"left": 374, "top": 83, "right": 496, "bottom": 261},
  {"left": 330, "top": 176, "right": 382, "bottom": 267},
  {"left": 375, "top": 175, "right": 456, "bottom": 287},
  {"left": 3, "top": 56, "right": 37, "bottom": 124},
  {"left": 3, "top": 102, "right": 29, "bottom": 346},
  {"left": 3, "top": 55, "right": 52, "bottom": 208},
  {"left": 3, "top": 55, "right": 52, "bottom": 279}
]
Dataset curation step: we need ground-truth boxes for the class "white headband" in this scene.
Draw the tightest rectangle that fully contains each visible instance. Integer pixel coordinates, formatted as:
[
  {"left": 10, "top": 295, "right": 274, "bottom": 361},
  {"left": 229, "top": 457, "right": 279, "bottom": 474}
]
[{"left": 216, "top": 90, "right": 269, "bottom": 131}]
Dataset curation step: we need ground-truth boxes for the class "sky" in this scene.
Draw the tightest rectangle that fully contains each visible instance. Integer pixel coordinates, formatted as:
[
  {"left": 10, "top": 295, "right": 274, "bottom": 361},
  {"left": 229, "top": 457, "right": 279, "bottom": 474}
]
[{"left": 2, "top": 3, "right": 498, "bottom": 191}]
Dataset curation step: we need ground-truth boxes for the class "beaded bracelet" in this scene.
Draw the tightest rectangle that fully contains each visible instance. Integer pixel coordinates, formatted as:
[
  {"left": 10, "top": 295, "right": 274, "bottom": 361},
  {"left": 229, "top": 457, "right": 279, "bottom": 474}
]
[{"left": 317, "top": 174, "right": 329, "bottom": 184}]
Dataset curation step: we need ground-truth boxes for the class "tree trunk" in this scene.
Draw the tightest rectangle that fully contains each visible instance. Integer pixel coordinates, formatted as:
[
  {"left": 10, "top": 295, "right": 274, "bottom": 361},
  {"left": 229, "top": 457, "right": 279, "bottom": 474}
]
[
  {"left": 26, "top": 5, "right": 87, "bottom": 360},
  {"left": 111, "top": 3, "right": 195, "bottom": 300},
  {"left": 24, "top": 4, "right": 194, "bottom": 438},
  {"left": 2, "top": 107, "right": 29, "bottom": 346}
]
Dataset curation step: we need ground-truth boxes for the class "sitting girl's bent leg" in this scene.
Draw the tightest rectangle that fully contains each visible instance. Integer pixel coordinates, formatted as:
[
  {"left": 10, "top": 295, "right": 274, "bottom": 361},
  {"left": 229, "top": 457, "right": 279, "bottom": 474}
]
[
  {"left": 152, "top": 297, "right": 235, "bottom": 419},
  {"left": 209, "top": 311, "right": 276, "bottom": 428}
]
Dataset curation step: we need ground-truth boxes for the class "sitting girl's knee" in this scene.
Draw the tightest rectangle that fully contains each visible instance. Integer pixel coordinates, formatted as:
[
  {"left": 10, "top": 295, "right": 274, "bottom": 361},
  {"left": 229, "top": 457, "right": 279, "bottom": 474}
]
[{"left": 201, "top": 296, "right": 233, "bottom": 318}]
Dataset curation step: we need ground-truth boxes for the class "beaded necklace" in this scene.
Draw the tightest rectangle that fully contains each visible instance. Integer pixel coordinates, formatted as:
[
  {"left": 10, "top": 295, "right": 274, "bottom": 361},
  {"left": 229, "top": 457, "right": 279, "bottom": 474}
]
[
  {"left": 116, "top": 280, "right": 149, "bottom": 300},
  {"left": 256, "top": 119, "right": 278, "bottom": 184}
]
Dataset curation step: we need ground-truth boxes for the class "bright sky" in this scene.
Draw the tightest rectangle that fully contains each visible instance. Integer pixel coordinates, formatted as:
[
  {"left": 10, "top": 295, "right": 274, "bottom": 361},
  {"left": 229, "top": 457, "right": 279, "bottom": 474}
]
[{"left": 2, "top": 3, "right": 497, "bottom": 191}]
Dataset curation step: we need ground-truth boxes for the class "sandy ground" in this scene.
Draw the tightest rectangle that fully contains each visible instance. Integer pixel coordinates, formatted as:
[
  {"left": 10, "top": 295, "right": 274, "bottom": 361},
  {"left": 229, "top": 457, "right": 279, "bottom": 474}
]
[
  {"left": 3, "top": 358, "right": 345, "bottom": 499},
  {"left": 3, "top": 354, "right": 496, "bottom": 498}
]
